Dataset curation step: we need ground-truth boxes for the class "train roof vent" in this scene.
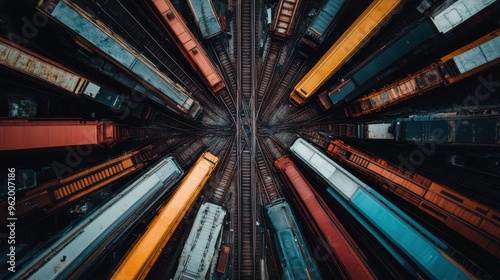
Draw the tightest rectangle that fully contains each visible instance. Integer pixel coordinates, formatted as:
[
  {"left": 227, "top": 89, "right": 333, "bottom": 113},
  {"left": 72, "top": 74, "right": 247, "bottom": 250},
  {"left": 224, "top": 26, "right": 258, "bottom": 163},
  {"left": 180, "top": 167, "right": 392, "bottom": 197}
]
[{"left": 167, "top": 11, "right": 174, "bottom": 20}]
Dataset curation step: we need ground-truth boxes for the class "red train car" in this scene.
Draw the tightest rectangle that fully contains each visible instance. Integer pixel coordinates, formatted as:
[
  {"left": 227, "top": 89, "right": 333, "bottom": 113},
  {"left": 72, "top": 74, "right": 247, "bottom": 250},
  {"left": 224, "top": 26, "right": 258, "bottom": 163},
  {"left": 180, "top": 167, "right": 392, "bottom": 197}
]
[
  {"left": 150, "top": 0, "right": 225, "bottom": 93},
  {"left": 216, "top": 244, "right": 230, "bottom": 274},
  {"left": 0, "top": 119, "right": 144, "bottom": 151},
  {"left": 327, "top": 140, "right": 500, "bottom": 258},
  {"left": 270, "top": 0, "right": 302, "bottom": 40},
  {"left": 274, "top": 156, "right": 375, "bottom": 279}
]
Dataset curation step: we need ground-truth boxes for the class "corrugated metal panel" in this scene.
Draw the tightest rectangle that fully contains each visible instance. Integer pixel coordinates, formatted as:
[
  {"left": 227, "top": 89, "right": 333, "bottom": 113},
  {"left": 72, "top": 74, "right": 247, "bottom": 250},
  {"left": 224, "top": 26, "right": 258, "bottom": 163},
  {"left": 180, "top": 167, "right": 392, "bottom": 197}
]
[
  {"left": 0, "top": 120, "right": 102, "bottom": 150},
  {"left": 0, "top": 41, "right": 82, "bottom": 92}
]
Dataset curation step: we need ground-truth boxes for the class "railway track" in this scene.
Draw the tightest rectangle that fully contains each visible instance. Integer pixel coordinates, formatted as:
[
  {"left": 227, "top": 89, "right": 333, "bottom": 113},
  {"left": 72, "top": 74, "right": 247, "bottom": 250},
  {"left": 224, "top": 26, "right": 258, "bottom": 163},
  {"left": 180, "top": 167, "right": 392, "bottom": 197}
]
[
  {"left": 257, "top": 139, "right": 282, "bottom": 205},
  {"left": 212, "top": 38, "right": 238, "bottom": 93},
  {"left": 234, "top": 0, "right": 259, "bottom": 278},
  {"left": 275, "top": 103, "right": 324, "bottom": 126},
  {"left": 236, "top": 147, "right": 257, "bottom": 279},
  {"left": 211, "top": 139, "right": 237, "bottom": 205},
  {"left": 262, "top": 54, "right": 307, "bottom": 123},
  {"left": 175, "top": 137, "right": 206, "bottom": 168},
  {"left": 211, "top": 38, "right": 238, "bottom": 121},
  {"left": 256, "top": 40, "right": 282, "bottom": 115}
]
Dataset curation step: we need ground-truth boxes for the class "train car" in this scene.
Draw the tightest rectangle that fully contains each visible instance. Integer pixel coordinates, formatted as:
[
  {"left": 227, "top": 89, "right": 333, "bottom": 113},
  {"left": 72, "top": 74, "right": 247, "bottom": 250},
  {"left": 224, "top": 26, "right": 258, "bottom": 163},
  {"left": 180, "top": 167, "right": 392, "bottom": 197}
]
[
  {"left": 0, "top": 150, "right": 142, "bottom": 223},
  {"left": 14, "top": 156, "right": 184, "bottom": 280},
  {"left": 346, "top": 28, "right": 500, "bottom": 117},
  {"left": 290, "top": 138, "right": 473, "bottom": 279},
  {"left": 289, "top": 0, "right": 403, "bottom": 105},
  {"left": 270, "top": 0, "right": 302, "bottom": 40},
  {"left": 0, "top": 37, "right": 124, "bottom": 110},
  {"left": 173, "top": 202, "right": 226, "bottom": 279},
  {"left": 275, "top": 156, "right": 375, "bottom": 279},
  {"left": 37, "top": 0, "right": 202, "bottom": 119},
  {"left": 186, "top": 0, "right": 223, "bottom": 39},
  {"left": 216, "top": 245, "right": 230, "bottom": 274},
  {"left": 320, "top": 0, "right": 497, "bottom": 109},
  {"left": 0, "top": 119, "right": 145, "bottom": 151},
  {"left": 150, "top": 0, "right": 225, "bottom": 93},
  {"left": 322, "top": 111, "right": 500, "bottom": 145},
  {"left": 327, "top": 139, "right": 500, "bottom": 259},
  {"left": 0, "top": 137, "right": 178, "bottom": 224},
  {"left": 266, "top": 199, "right": 322, "bottom": 280},
  {"left": 391, "top": 112, "right": 500, "bottom": 145},
  {"left": 299, "top": 0, "right": 345, "bottom": 51},
  {"left": 111, "top": 152, "right": 219, "bottom": 279}
]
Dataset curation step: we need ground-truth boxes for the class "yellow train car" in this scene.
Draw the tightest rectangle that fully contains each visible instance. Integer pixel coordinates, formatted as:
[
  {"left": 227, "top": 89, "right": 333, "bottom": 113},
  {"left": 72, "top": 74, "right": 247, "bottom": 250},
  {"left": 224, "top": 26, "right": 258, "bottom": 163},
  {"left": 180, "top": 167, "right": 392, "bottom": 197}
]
[
  {"left": 111, "top": 152, "right": 219, "bottom": 279},
  {"left": 289, "top": 0, "right": 403, "bottom": 105}
]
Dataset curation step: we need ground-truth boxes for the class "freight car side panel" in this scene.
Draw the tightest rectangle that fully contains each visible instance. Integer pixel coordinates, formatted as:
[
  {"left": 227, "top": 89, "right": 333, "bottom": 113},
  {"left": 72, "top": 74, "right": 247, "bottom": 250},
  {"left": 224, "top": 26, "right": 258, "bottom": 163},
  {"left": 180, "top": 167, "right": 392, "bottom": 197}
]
[
  {"left": 328, "top": 140, "right": 500, "bottom": 258},
  {"left": 0, "top": 121, "right": 97, "bottom": 150},
  {"left": 0, "top": 41, "right": 83, "bottom": 92},
  {"left": 290, "top": 0, "right": 402, "bottom": 105}
]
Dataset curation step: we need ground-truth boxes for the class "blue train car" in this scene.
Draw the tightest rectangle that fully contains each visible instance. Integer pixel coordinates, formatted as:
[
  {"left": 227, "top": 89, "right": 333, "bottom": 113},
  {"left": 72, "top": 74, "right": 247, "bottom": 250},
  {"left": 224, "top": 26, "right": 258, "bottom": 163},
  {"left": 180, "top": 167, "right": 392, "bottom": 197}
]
[
  {"left": 266, "top": 199, "right": 322, "bottom": 280},
  {"left": 327, "top": 19, "right": 438, "bottom": 105},
  {"left": 37, "top": 0, "right": 201, "bottom": 119},
  {"left": 391, "top": 112, "right": 500, "bottom": 145},
  {"left": 186, "top": 0, "right": 223, "bottom": 38},
  {"left": 300, "top": 0, "right": 345, "bottom": 51},
  {"left": 290, "top": 138, "right": 474, "bottom": 279},
  {"left": 325, "top": 0, "right": 496, "bottom": 107}
]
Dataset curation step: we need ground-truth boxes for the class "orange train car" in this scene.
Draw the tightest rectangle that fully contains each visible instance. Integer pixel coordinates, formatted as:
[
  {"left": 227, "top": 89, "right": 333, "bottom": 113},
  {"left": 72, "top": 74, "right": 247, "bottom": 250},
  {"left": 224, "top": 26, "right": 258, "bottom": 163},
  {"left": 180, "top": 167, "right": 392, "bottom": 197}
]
[
  {"left": 111, "top": 152, "right": 219, "bottom": 279},
  {"left": 327, "top": 140, "right": 500, "bottom": 258},
  {"left": 275, "top": 156, "right": 375, "bottom": 279},
  {"left": 0, "top": 151, "right": 142, "bottom": 223},
  {"left": 150, "top": 0, "right": 225, "bottom": 93}
]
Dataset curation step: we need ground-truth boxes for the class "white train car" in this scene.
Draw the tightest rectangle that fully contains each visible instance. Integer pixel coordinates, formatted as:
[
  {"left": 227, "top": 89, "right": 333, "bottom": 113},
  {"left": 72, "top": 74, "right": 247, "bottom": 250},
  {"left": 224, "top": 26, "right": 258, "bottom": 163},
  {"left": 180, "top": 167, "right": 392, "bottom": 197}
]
[
  {"left": 15, "top": 157, "right": 184, "bottom": 280},
  {"left": 431, "top": 0, "right": 496, "bottom": 34},
  {"left": 174, "top": 202, "right": 226, "bottom": 279}
]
